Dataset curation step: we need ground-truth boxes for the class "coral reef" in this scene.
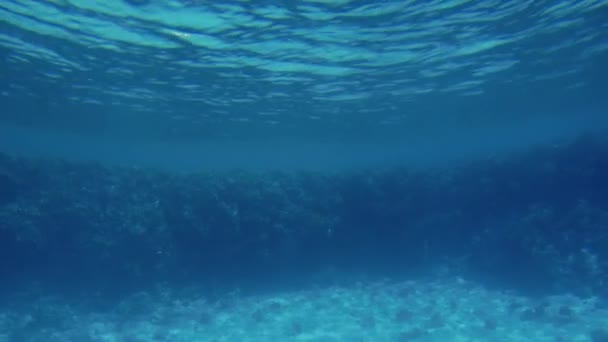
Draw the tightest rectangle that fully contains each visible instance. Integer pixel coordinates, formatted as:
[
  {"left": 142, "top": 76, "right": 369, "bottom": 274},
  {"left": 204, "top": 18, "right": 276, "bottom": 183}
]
[{"left": 0, "top": 135, "right": 606, "bottom": 297}]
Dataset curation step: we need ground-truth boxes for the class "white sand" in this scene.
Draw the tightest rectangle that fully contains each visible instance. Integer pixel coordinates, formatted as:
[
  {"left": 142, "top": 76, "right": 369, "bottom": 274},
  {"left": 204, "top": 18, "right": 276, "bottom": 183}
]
[{"left": 1, "top": 277, "right": 606, "bottom": 341}]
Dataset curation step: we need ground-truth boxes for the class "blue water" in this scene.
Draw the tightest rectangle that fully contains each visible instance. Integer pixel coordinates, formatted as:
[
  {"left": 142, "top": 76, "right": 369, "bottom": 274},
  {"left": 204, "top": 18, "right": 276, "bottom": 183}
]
[{"left": 1, "top": 1, "right": 608, "bottom": 341}]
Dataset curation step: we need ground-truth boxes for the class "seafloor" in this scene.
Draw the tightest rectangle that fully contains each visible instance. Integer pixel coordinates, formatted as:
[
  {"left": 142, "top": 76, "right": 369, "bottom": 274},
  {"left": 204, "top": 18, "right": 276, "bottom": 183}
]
[{"left": 1, "top": 278, "right": 608, "bottom": 341}]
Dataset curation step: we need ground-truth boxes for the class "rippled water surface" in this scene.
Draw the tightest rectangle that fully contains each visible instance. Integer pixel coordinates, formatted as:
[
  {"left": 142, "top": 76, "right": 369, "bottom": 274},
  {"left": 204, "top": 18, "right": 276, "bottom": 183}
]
[{"left": 1, "top": 0, "right": 607, "bottom": 143}]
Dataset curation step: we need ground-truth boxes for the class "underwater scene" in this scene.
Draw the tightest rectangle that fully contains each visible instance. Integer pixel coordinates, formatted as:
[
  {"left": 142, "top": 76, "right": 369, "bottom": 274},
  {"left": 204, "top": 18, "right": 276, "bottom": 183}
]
[{"left": 1, "top": 0, "right": 608, "bottom": 341}]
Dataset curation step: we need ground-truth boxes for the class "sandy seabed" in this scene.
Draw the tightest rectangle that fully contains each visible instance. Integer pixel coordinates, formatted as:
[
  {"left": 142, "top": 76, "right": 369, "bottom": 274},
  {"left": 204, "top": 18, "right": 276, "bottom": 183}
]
[{"left": 1, "top": 277, "right": 606, "bottom": 342}]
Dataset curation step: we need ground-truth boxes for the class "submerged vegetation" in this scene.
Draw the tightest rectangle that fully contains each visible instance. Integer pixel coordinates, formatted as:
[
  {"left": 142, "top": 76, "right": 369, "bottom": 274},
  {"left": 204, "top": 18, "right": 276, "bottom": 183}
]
[{"left": 0, "top": 135, "right": 606, "bottom": 298}]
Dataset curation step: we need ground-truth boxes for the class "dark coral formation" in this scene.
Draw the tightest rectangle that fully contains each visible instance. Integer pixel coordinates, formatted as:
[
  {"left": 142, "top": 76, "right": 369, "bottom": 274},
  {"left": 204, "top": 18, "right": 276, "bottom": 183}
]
[{"left": 0, "top": 135, "right": 607, "bottom": 296}]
